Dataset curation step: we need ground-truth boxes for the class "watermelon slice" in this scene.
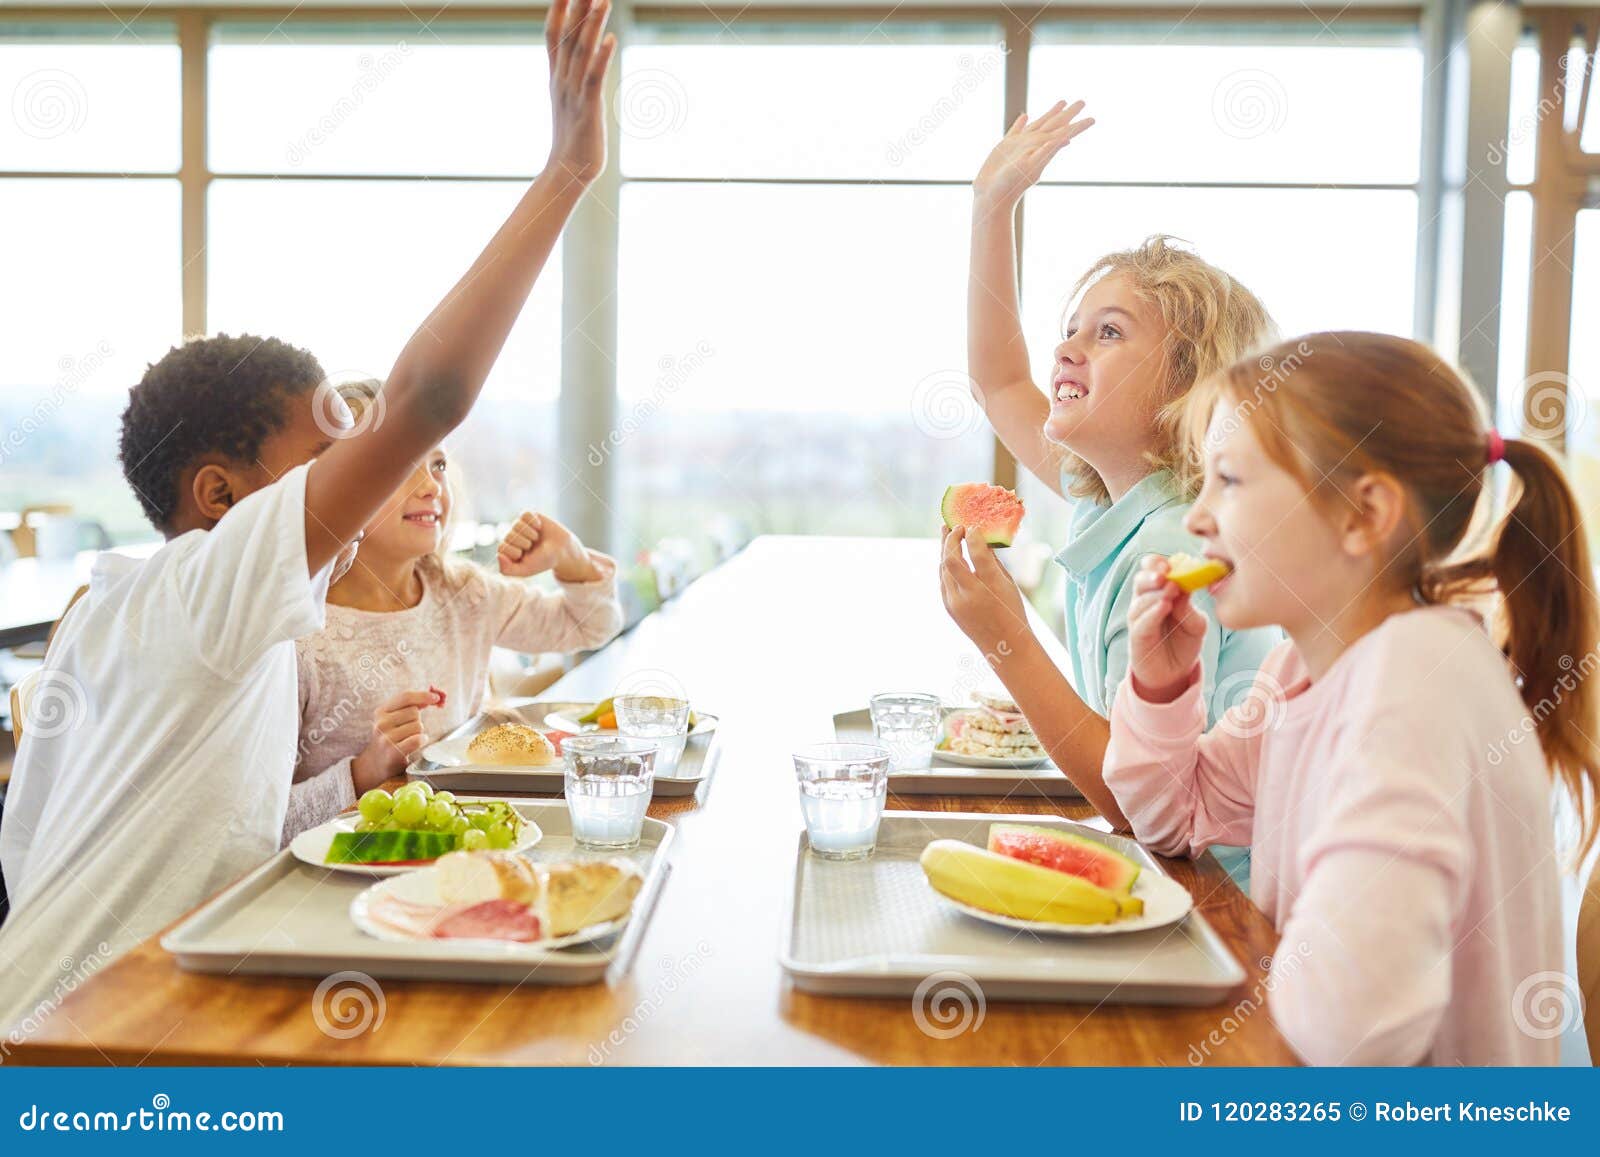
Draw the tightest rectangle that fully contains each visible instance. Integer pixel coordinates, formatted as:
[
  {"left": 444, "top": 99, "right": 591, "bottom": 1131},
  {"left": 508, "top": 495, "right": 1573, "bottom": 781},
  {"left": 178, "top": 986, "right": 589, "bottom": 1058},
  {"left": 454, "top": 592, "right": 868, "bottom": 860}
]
[
  {"left": 940, "top": 483, "right": 1025, "bottom": 547},
  {"left": 986, "top": 824, "right": 1141, "bottom": 893},
  {"left": 326, "top": 829, "right": 459, "bottom": 865}
]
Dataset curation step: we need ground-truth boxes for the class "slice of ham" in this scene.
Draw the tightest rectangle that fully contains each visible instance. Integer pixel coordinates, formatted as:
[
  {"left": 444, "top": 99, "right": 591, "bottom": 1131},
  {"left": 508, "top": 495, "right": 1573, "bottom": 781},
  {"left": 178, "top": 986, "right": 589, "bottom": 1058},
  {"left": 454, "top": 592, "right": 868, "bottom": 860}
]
[
  {"left": 366, "top": 892, "right": 451, "bottom": 939},
  {"left": 432, "top": 899, "right": 542, "bottom": 942}
]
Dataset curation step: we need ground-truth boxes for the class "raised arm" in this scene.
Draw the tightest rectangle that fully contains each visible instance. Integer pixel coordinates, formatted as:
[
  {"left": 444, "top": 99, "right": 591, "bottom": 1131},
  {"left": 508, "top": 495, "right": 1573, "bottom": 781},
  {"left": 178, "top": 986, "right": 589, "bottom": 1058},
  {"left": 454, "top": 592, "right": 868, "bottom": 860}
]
[
  {"left": 968, "top": 101, "right": 1093, "bottom": 497},
  {"left": 303, "top": 0, "right": 616, "bottom": 574}
]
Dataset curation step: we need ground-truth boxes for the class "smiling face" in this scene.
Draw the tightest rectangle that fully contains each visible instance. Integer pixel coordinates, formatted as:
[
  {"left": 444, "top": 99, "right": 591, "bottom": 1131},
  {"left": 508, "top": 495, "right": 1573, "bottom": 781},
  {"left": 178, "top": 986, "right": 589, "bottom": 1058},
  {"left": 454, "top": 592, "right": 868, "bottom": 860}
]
[
  {"left": 1044, "top": 272, "right": 1171, "bottom": 487},
  {"left": 357, "top": 445, "right": 451, "bottom": 564},
  {"left": 1182, "top": 403, "right": 1360, "bottom": 636}
]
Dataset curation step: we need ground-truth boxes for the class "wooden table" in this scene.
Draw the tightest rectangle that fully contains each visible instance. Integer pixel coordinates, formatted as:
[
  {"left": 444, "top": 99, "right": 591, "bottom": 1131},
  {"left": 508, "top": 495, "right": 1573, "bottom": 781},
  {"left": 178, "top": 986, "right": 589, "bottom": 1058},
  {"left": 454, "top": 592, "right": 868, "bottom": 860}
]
[{"left": 9, "top": 537, "right": 1293, "bottom": 1065}]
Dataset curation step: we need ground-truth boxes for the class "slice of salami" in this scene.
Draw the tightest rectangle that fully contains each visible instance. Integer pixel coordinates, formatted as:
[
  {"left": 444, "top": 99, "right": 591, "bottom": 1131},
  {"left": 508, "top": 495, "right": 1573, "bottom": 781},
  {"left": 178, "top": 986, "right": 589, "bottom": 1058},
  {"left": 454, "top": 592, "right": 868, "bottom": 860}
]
[{"left": 431, "top": 899, "right": 542, "bottom": 942}]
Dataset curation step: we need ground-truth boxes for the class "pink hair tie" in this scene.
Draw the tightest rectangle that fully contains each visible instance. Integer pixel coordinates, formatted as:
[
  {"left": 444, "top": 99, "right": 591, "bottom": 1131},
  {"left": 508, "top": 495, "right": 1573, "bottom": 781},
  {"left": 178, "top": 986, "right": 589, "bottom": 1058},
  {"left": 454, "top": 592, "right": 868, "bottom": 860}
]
[{"left": 1485, "top": 429, "right": 1505, "bottom": 465}]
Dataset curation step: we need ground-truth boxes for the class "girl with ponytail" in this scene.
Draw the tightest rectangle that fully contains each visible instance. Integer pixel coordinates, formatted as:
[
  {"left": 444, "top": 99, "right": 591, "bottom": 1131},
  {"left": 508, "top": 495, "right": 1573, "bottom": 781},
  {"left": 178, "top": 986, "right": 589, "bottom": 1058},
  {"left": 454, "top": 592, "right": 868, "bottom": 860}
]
[{"left": 1102, "top": 331, "right": 1596, "bottom": 1065}]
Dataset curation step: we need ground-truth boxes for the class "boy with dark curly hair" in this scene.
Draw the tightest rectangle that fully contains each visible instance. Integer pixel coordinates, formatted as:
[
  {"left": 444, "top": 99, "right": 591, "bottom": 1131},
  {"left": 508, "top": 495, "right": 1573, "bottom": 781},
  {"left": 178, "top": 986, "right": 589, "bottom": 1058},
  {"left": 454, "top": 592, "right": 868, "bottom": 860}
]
[{"left": 0, "top": 0, "right": 616, "bottom": 1028}]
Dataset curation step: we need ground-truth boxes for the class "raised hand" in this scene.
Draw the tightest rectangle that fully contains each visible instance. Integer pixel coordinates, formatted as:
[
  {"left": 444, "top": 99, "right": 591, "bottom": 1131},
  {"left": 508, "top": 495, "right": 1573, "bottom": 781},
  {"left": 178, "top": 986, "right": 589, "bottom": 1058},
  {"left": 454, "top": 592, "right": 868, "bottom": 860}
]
[
  {"left": 498, "top": 510, "right": 602, "bottom": 583},
  {"left": 545, "top": 0, "right": 617, "bottom": 185},
  {"left": 1127, "top": 557, "right": 1208, "bottom": 704},
  {"left": 972, "top": 100, "right": 1094, "bottom": 210}
]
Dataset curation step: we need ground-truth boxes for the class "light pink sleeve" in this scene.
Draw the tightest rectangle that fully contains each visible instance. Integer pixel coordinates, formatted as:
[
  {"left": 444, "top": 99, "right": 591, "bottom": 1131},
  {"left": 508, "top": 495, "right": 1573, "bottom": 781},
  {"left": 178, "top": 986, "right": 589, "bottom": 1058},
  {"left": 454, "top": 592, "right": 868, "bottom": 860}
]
[
  {"left": 1102, "top": 666, "right": 1269, "bottom": 858},
  {"left": 484, "top": 552, "right": 625, "bottom": 655},
  {"left": 1268, "top": 713, "right": 1468, "bottom": 1065},
  {"left": 281, "top": 757, "right": 356, "bottom": 847}
]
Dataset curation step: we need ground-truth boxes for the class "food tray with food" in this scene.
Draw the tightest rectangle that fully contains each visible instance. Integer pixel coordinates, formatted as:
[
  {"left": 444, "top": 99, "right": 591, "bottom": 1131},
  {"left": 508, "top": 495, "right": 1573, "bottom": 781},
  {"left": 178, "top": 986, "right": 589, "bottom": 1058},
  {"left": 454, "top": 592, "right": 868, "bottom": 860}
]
[
  {"left": 162, "top": 801, "right": 673, "bottom": 986},
  {"left": 414, "top": 699, "right": 719, "bottom": 797},
  {"left": 832, "top": 699, "right": 1082, "bottom": 798},
  {"left": 779, "top": 811, "right": 1244, "bottom": 1004}
]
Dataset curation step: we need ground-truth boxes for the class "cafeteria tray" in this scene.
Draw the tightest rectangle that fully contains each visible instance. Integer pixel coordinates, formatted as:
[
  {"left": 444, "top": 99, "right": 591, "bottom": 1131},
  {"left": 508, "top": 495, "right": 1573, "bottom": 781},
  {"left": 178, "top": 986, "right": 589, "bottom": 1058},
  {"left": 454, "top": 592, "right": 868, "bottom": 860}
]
[
  {"left": 162, "top": 801, "right": 672, "bottom": 986},
  {"left": 832, "top": 708, "right": 1082, "bottom": 798},
  {"left": 413, "top": 698, "right": 719, "bottom": 798},
  {"left": 779, "top": 811, "right": 1245, "bottom": 1005}
]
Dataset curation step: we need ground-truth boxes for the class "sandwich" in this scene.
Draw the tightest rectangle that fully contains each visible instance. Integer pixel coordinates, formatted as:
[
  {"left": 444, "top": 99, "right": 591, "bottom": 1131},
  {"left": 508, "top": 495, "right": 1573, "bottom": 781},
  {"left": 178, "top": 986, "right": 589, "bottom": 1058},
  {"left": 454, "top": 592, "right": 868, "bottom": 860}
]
[{"left": 944, "top": 691, "right": 1046, "bottom": 761}]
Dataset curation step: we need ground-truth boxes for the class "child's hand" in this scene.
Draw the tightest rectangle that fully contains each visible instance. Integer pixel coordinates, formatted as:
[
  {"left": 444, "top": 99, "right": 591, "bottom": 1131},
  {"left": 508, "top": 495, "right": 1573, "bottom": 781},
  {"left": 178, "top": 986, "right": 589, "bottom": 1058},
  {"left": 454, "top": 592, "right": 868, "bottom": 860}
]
[
  {"left": 350, "top": 686, "right": 445, "bottom": 791},
  {"left": 972, "top": 100, "right": 1094, "bottom": 210},
  {"left": 1127, "top": 557, "right": 1208, "bottom": 704},
  {"left": 498, "top": 511, "right": 603, "bottom": 583},
  {"left": 939, "top": 526, "right": 1028, "bottom": 654},
  {"left": 544, "top": 0, "right": 617, "bottom": 186}
]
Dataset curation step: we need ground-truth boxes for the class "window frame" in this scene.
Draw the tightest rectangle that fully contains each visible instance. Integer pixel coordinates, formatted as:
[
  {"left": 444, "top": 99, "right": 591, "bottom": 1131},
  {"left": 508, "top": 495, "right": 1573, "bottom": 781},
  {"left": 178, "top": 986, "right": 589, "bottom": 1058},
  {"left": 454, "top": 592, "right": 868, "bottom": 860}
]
[{"left": 4, "top": 3, "right": 1435, "bottom": 549}]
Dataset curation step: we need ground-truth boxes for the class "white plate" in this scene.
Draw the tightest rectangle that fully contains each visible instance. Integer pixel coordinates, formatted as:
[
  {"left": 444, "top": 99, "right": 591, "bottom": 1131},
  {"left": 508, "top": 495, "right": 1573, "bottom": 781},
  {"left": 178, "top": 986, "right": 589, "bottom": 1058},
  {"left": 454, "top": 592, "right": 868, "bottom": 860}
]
[
  {"left": 420, "top": 730, "right": 566, "bottom": 771},
  {"left": 289, "top": 805, "right": 542, "bottom": 878},
  {"left": 933, "top": 868, "right": 1195, "bottom": 936},
  {"left": 350, "top": 862, "right": 629, "bottom": 949},
  {"left": 542, "top": 707, "right": 720, "bottom": 739},
  {"left": 932, "top": 747, "right": 1049, "bottom": 770}
]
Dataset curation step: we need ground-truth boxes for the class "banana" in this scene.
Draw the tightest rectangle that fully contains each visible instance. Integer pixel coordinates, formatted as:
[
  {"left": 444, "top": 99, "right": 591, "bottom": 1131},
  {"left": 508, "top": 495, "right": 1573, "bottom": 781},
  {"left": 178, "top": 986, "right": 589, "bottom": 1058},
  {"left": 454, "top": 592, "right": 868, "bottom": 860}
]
[{"left": 920, "top": 839, "right": 1143, "bottom": 924}]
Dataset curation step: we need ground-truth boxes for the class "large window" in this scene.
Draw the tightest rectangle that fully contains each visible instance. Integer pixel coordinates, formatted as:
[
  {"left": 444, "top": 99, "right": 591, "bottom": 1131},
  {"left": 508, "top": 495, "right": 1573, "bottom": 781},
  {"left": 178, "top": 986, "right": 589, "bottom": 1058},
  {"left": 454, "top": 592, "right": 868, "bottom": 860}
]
[
  {"left": 1, "top": 25, "right": 182, "bottom": 544},
  {"left": 1015, "top": 22, "right": 1424, "bottom": 547},
  {"left": 615, "top": 25, "right": 1006, "bottom": 546},
  {"left": 205, "top": 22, "right": 562, "bottom": 529}
]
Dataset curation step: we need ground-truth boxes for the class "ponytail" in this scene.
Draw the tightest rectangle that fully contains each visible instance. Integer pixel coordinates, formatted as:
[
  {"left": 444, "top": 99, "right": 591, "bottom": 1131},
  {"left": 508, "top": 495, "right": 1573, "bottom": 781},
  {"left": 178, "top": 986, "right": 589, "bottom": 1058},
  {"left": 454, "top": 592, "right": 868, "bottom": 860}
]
[{"left": 1490, "top": 438, "right": 1600, "bottom": 861}]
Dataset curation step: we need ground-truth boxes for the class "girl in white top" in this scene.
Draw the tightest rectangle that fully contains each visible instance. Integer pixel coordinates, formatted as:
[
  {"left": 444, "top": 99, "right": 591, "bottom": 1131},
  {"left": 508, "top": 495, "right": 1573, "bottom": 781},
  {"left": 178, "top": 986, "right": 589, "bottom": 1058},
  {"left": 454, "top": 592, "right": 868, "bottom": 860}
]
[{"left": 285, "top": 432, "right": 623, "bottom": 842}]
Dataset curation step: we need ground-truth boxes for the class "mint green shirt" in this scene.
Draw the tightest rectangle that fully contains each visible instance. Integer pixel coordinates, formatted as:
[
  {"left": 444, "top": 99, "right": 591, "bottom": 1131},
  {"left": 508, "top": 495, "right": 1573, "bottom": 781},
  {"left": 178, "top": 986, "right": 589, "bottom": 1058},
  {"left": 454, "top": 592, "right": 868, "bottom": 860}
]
[{"left": 1056, "top": 470, "right": 1280, "bottom": 725}]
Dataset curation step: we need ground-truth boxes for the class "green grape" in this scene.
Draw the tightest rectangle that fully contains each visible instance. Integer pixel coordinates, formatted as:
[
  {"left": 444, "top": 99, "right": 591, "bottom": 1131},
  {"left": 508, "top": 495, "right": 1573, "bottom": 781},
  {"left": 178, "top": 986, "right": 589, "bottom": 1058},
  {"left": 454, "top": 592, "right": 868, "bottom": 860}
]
[
  {"left": 357, "top": 789, "right": 393, "bottom": 824},
  {"left": 486, "top": 822, "right": 515, "bottom": 850},
  {"left": 433, "top": 791, "right": 455, "bottom": 806},
  {"left": 467, "top": 811, "right": 495, "bottom": 832},
  {"left": 462, "top": 828, "right": 489, "bottom": 852},
  {"left": 354, "top": 819, "right": 374, "bottom": 832},
  {"left": 412, "top": 780, "right": 435, "bottom": 800},
  {"left": 424, "top": 799, "right": 456, "bottom": 830},
  {"left": 451, "top": 815, "right": 470, "bottom": 836},
  {"left": 391, "top": 791, "right": 427, "bottom": 827}
]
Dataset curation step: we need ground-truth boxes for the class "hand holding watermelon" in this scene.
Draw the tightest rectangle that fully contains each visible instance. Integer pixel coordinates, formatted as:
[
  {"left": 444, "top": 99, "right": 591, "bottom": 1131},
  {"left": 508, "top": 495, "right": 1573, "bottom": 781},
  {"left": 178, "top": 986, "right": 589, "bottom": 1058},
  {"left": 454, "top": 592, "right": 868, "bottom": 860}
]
[
  {"left": 1126, "top": 555, "right": 1209, "bottom": 703},
  {"left": 938, "top": 524, "right": 1028, "bottom": 655}
]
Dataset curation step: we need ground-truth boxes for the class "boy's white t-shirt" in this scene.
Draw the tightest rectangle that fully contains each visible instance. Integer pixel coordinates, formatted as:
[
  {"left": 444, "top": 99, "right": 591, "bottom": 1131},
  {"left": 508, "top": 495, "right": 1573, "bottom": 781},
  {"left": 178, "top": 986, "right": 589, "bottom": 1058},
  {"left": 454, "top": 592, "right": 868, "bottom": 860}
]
[{"left": 0, "top": 464, "right": 333, "bottom": 1033}]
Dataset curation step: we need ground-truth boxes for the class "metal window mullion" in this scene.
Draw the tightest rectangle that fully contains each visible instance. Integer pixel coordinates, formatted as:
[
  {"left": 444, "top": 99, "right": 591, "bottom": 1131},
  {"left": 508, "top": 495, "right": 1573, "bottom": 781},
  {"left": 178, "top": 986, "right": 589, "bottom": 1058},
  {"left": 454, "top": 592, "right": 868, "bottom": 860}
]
[
  {"left": 179, "top": 10, "right": 208, "bottom": 339},
  {"left": 993, "top": 9, "right": 1031, "bottom": 493}
]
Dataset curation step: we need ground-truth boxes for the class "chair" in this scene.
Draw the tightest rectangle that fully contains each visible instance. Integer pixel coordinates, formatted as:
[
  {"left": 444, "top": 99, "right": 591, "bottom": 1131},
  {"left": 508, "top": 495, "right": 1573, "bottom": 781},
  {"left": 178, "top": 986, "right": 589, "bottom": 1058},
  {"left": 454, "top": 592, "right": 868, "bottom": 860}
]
[{"left": 8, "top": 668, "right": 38, "bottom": 748}]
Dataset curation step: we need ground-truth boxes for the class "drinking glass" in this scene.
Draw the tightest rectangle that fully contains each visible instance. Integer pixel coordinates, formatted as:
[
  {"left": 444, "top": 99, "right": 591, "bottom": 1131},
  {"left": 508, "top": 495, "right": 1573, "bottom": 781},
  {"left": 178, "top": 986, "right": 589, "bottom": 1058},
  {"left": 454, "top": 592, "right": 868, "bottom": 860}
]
[
  {"left": 868, "top": 691, "right": 943, "bottom": 771},
  {"left": 614, "top": 694, "right": 692, "bottom": 777},
  {"left": 564, "top": 735, "right": 656, "bottom": 850},
  {"left": 792, "top": 742, "right": 890, "bottom": 861}
]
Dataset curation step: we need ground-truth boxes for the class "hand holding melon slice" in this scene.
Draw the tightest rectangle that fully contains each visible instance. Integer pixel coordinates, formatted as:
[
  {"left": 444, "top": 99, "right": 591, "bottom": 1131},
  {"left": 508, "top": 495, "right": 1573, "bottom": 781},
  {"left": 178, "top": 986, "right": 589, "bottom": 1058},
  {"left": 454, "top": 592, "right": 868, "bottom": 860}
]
[{"left": 940, "top": 482, "right": 1025, "bottom": 547}]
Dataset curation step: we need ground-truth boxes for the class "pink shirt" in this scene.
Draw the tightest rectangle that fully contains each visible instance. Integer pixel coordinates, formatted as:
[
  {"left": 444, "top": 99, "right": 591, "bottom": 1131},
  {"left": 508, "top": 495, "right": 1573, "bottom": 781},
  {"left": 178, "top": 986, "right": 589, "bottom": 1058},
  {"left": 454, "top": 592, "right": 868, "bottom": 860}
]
[{"left": 1104, "top": 605, "right": 1561, "bottom": 1065}]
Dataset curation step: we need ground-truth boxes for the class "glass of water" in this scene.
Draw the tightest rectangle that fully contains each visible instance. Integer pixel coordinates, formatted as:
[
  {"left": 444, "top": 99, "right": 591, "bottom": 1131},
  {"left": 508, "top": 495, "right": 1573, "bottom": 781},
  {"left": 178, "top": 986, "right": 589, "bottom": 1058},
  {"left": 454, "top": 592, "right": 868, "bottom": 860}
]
[
  {"left": 614, "top": 695, "right": 692, "bottom": 777},
  {"left": 564, "top": 735, "right": 656, "bottom": 850},
  {"left": 792, "top": 742, "right": 891, "bottom": 861},
  {"left": 869, "top": 691, "right": 943, "bottom": 771}
]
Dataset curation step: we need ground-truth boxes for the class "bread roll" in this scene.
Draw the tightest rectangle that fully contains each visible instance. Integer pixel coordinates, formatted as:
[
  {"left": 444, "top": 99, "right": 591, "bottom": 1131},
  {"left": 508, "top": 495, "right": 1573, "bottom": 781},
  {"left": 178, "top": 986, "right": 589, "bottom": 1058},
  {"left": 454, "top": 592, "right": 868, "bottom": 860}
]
[
  {"left": 467, "top": 723, "right": 557, "bottom": 766},
  {"left": 435, "top": 850, "right": 541, "bottom": 908},
  {"left": 540, "top": 860, "right": 643, "bottom": 936}
]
